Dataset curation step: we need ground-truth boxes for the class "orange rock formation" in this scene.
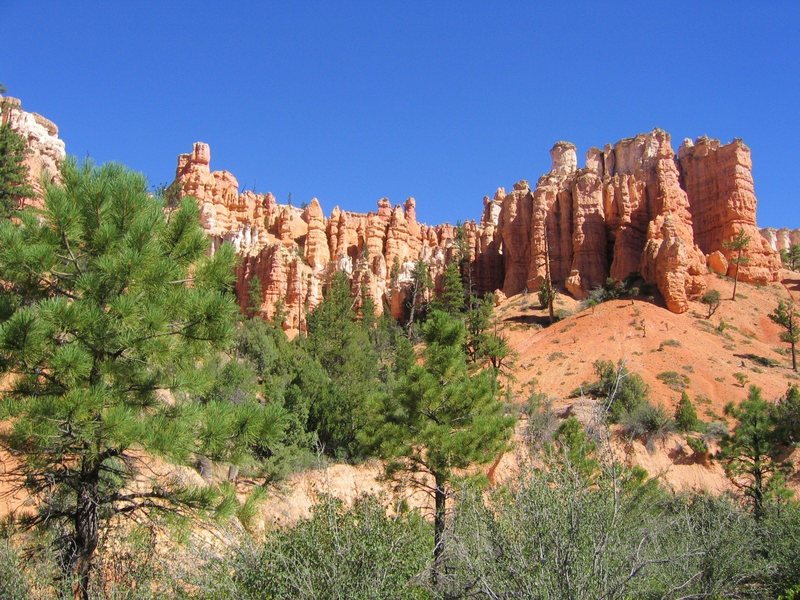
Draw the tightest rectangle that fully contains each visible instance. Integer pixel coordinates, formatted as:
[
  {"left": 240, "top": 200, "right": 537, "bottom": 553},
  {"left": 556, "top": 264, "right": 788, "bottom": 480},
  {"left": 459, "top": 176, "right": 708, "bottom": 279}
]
[
  {"left": 6, "top": 96, "right": 779, "bottom": 322},
  {"left": 0, "top": 95, "right": 66, "bottom": 208},
  {"left": 169, "top": 129, "right": 781, "bottom": 322}
]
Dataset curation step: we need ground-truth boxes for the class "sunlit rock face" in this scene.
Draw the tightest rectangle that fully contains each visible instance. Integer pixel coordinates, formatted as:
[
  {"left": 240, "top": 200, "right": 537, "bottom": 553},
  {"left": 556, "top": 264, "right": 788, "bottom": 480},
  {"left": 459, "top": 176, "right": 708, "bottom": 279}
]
[
  {"left": 163, "top": 128, "right": 781, "bottom": 322},
  {"left": 760, "top": 228, "right": 800, "bottom": 254},
  {"left": 678, "top": 137, "right": 781, "bottom": 284},
  {"left": 170, "top": 143, "right": 495, "bottom": 329},
  {"left": 494, "top": 130, "right": 709, "bottom": 312},
  {"left": 1, "top": 95, "right": 66, "bottom": 208},
  {"left": 3, "top": 95, "right": 779, "bottom": 321}
]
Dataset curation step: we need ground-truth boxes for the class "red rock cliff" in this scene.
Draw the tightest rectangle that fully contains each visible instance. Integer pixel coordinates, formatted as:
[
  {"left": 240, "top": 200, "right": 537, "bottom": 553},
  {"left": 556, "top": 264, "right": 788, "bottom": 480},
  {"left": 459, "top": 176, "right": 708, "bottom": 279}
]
[
  {"left": 1, "top": 95, "right": 66, "bottom": 208},
  {"left": 170, "top": 143, "right": 482, "bottom": 330},
  {"left": 170, "top": 129, "right": 780, "bottom": 322}
]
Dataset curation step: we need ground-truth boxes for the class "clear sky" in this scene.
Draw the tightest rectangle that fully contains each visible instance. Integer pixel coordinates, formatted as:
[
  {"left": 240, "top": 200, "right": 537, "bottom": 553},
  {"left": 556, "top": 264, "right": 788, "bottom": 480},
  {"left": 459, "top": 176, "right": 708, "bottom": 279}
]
[{"left": 2, "top": 1, "right": 798, "bottom": 228}]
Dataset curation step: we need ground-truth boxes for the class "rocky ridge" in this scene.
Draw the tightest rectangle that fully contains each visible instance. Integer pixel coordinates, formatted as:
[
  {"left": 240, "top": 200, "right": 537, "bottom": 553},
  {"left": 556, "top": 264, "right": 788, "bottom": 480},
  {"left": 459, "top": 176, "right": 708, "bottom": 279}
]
[
  {"left": 168, "top": 130, "right": 783, "bottom": 322},
  {"left": 2, "top": 96, "right": 781, "bottom": 322}
]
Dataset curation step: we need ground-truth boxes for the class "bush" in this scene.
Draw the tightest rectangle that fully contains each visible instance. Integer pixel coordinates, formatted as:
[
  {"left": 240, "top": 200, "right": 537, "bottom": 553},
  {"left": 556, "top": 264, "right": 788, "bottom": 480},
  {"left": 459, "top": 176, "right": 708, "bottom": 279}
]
[
  {"left": 700, "top": 290, "right": 722, "bottom": 318},
  {"left": 734, "top": 372, "right": 749, "bottom": 387},
  {"left": 658, "top": 339, "right": 681, "bottom": 351},
  {"left": 0, "top": 541, "right": 28, "bottom": 600},
  {"left": 200, "top": 495, "right": 431, "bottom": 599},
  {"left": 704, "top": 421, "right": 729, "bottom": 440},
  {"left": 620, "top": 402, "right": 674, "bottom": 451},
  {"left": 657, "top": 371, "right": 690, "bottom": 392},
  {"left": 686, "top": 436, "right": 709, "bottom": 459},
  {"left": 524, "top": 392, "right": 558, "bottom": 450},
  {"left": 585, "top": 360, "right": 650, "bottom": 422}
]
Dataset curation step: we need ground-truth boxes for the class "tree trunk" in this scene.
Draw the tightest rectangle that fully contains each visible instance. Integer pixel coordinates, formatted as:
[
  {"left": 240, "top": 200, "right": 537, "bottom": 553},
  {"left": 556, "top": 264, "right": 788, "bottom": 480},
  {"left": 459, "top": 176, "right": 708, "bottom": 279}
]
[
  {"left": 732, "top": 252, "right": 740, "bottom": 300},
  {"left": 792, "top": 340, "right": 796, "bottom": 372},
  {"left": 71, "top": 481, "right": 100, "bottom": 600},
  {"left": 432, "top": 474, "right": 446, "bottom": 588}
]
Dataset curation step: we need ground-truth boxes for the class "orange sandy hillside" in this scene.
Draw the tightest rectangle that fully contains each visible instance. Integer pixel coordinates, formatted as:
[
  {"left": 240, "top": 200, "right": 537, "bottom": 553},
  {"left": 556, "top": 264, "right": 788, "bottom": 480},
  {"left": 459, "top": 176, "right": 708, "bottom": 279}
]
[
  {"left": 486, "top": 271, "right": 799, "bottom": 494},
  {"left": 495, "top": 273, "right": 797, "bottom": 419}
]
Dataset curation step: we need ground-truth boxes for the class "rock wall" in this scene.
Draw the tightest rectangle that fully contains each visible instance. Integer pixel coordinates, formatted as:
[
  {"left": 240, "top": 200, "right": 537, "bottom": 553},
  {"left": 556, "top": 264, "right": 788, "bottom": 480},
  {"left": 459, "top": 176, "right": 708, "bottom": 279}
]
[
  {"left": 171, "top": 143, "right": 481, "bottom": 330},
  {"left": 495, "top": 130, "right": 708, "bottom": 313},
  {"left": 0, "top": 95, "right": 66, "bottom": 208},
  {"left": 171, "top": 129, "right": 780, "bottom": 322},
  {"left": 761, "top": 227, "right": 800, "bottom": 252},
  {"left": 678, "top": 137, "right": 781, "bottom": 284},
  {"left": 3, "top": 96, "right": 779, "bottom": 321}
]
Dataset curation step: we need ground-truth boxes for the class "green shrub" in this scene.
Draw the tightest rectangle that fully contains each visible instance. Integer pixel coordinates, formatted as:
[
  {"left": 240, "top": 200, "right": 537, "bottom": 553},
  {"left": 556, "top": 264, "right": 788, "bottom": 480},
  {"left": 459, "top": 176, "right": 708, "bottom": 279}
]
[
  {"left": 675, "top": 392, "right": 700, "bottom": 432},
  {"left": 700, "top": 290, "right": 722, "bottom": 318},
  {"left": 686, "top": 436, "right": 709, "bottom": 458},
  {"left": 658, "top": 339, "right": 681, "bottom": 351},
  {"left": 657, "top": 371, "right": 690, "bottom": 392},
  {"left": 0, "top": 541, "right": 28, "bottom": 600},
  {"left": 620, "top": 402, "right": 674, "bottom": 451},
  {"left": 524, "top": 392, "right": 558, "bottom": 450},
  {"left": 734, "top": 371, "right": 749, "bottom": 387},
  {"left": 201, "top": 495, "right": 431, "bottom": 599},
  {"left": 584, "top": 360, "right": 649, "bottom": 422}
]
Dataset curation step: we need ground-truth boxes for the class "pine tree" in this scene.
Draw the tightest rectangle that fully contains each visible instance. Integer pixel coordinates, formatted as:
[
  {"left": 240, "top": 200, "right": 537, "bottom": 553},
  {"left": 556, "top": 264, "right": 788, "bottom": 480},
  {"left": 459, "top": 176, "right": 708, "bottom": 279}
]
[
  {"left": 0, "top": 160, "right": 285, "bottom": 599},
  {"left": 0, "top": 116, "right": 33, "bottom": 215},
  {"left": 305, "top": 272, "right": 380, "bottom": 458},
  {"left": 368, "top": 310, "right": 514, "bottom": 585},
  {"left": 780, "top": 245, "right": 800, "bottom": 271},
  {"left": 769, "top": 299, "right": 799, "bottom": 371},
  {"left": 723, "top": 228, "right": 751, "bottom": 301},
  {"left": 431, "top": 260, "right": 465, "bottom": 316},
  {"left": 719, "top": 386, "right": 787, "bottom": 520}
]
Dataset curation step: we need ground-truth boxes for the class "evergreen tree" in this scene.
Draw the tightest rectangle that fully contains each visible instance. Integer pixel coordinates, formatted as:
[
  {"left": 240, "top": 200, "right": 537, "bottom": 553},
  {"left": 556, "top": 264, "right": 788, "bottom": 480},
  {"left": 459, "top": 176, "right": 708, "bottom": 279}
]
[
  {"left": 675, "top": 392, "right": 700, "bottom": 432},
  {"left": 538, "top": 276, "right": 556, "bottom": 323},
  {"left": 0, "top": 160, "right": 284, "bottom": 598},
  {"left": 405, "top": 258, "right": 432, "bottom": 333},
  {"left": 769, "top": 299, "right": 798, "bottom": 371},
  {"left": 723, "top": 228, "right": 750, "bottom": 301},
  {"left": 719, "top": 386, "right": 787, "bottom": 520},
  {"left": 431, "top": 260, "right": 465, "bottom": 316},
  {"left": 0, "top": 116, "right": 33, "bottom": 215},
  {"left": 245, "top": 276, "right": 263, "bottom": 319},
  {"left": 780, "top": 245, "right": 800, "bottom": 271},
  {"left": 305, "top": 272, "right": 380, "bottom": 458},
  {"left": 771, "top": 385, "right": 800, "bottom": 445},
  {"left": 368, "top": 310, "right": 514, "bottom": 585}
]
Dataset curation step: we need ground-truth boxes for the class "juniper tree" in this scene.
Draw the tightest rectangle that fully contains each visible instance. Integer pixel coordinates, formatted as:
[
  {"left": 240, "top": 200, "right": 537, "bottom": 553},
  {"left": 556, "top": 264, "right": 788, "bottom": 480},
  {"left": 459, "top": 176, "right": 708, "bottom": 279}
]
[
  {"left": 724, "top": 228, "right": 750, "bottom": 301},
  {"left": 769, "top": 299, "right": 798, "bottom": 371},
  {"left": 675, "top": 391, "right": 700, "bottom": 432},
  {"left": 367, "top": 310, "right": 514, "bottom": 585},
  {"left": 0, "top": 160, "right": 286, "bottom": 599}
]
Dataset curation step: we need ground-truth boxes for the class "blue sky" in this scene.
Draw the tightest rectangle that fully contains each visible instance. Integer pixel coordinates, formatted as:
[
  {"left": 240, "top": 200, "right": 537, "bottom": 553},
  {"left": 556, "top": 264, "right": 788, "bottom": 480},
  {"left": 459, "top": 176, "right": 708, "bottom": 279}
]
[{"left": 3, "top": 1, "right": 798, "bottom": 228}]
